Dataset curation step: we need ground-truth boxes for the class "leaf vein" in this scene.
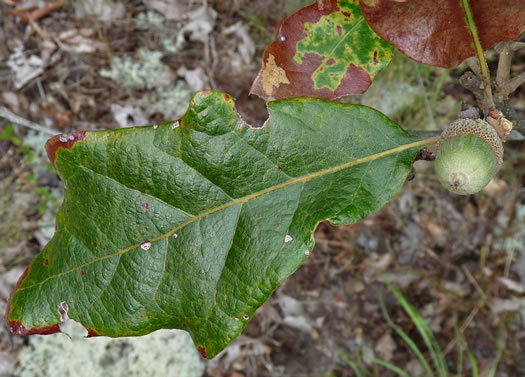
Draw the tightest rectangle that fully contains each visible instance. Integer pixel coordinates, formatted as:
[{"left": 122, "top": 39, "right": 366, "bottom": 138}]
[
  {"left": 15, "top": 138, "right": 437, "bottom": 293},
  {"left": 155, "top": 144, "right": 235, "bottom": 202}
]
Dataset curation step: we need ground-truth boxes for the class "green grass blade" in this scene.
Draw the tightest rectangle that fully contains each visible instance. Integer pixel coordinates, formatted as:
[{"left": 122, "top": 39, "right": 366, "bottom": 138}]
[
  {"left": 372, "top": 357, "right": 415, "bottom": 377},
  {"left": 487, "top": 329, "right": 505, "bottom": 377},
  {"left": 379, "top": 292, "right": 435, "bottom": 377},
  {"left": 337, "top": 350, "right": 369, "bottom": 377},
  {"left": 385, "top": 283, "right": 448, "bottom": 377},
  {"left": 465, "top": 348, "right": 479, "bottom": 377},
  {"left": 456, "top": 346, "right": 463, "bottom": 377},
  {"left": 454, "top": 324, "right": 464, "bottom": 377}
]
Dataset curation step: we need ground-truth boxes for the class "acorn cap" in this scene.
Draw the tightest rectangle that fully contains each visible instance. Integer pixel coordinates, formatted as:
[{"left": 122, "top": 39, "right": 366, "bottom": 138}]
[{"left": 438, "top": 118, "right": 503, "bottom": 168}]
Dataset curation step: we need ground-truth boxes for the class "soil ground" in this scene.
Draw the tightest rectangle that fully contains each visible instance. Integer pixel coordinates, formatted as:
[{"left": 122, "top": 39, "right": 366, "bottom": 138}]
[{"left": 1, "top": 1, "right": 525, "bottom": 377}]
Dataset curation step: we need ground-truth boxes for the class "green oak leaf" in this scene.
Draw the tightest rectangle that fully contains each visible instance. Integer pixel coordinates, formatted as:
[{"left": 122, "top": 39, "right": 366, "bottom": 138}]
[
  {"left": 251, "top": 0, "right": 393, "bottom": 101},
  {"left": 7, "top": 90, "right": 435, "bottom": 358}
]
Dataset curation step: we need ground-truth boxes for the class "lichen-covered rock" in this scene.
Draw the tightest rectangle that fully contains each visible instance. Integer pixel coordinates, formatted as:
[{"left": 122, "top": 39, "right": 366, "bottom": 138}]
[
  {"left": 14, "top": 330, "right": 205, "bottom": 377},
  {"left": 99, "top": 50, "right": 172, "bottom": 91}
]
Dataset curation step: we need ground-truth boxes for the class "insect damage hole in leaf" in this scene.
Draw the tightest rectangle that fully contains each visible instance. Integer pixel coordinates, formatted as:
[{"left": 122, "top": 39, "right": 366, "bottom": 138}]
[
  {"left": 7, "top": 90, "right": 438, "bottom": 358},
  {"left": 57, "top": 301, "right": 89, "bottom": 340}
]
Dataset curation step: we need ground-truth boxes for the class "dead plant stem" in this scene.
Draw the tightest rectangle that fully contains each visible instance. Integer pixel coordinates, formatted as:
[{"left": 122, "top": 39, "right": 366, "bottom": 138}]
[
  {"left": 508, "top": 72, "right": 525, "bottom": 94},
  {"left": 495, "top": 41, "right": 525, "bottom": 100},
  {"left": 495, "top": 42, "right": 513, "bottom": 98},
  {"left": 443, "top": 267, "right": 487, "bottom": 357},
  {"left": 0, "top": 106, "right": 58, "bottom": 136}
]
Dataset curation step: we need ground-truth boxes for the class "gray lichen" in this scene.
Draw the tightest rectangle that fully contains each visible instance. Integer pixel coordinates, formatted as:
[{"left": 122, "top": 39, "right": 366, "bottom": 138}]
[
  {"left": 136, "top": 11, "right": 166, "bottom": 29},
  {"left": 99, "top": 50, "right": 169, "bottom": 90},
  {"left": 138, "top": 81, "right": 192, "bottom": 121},
  {"left": 15, "top": 330, "right": 205, "bottom": 377},
  {"left": 98, "top": 49, "right": 192, "bottom": 120},
  {"left": 73, "top": 0, "right": 125, "bottom": 22}
]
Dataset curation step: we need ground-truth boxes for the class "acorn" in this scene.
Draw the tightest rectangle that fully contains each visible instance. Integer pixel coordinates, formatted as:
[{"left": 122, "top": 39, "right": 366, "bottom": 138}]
[{"left": 434, "top": 118, "right": 503, "bottom": 195}]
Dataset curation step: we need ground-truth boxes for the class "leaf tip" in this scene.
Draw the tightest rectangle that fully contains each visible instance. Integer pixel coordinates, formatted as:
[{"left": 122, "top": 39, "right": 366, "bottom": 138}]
[
  {"left": 223, "top": 93, "right": 234, "bottom": 103},
  {"left": 5, "top": 267, "right": 60, "bottom": 336},
  {"left": 5, "top": 266, "right": 62, "bottom": 336},
  {"left": 197, "top": 345, "right": 208, "bottom": 359},
  {"left": 86, "top": 328, "right": 101, "bottom": 337},
  {"left": 45, "top": 131, "right": 87, "bottom": 167},
  {"left": 5, "top": 266, "right": 61, "bottom": 336}
]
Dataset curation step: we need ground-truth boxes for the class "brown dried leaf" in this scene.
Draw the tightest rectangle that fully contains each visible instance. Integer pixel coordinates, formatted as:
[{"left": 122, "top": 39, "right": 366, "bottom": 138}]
[
  {"left": 251, "top": 0, "right": 393, "bottom": 101},
  {"left": 360, "top": 0, "right": 525, "bottom": 68}
]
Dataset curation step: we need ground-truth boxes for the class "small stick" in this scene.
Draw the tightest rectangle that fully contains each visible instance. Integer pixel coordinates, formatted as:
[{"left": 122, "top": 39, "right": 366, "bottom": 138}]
[
  {"left": 443, "top": 267, "right": 487, "bottom": 356},
  {"left": 463, "top": 266, "right": 487, "bottom": 301},
  {"left": 497, "top": 41, "right": 525, "bottom": 52},
  {"left": 459, "top": 71, "right": 484, "bottom": 103},
  {"left": 443, "top": 299, "right": 485, "bottom": 357},
  {"left": 495, "top": 41, "right": 525, "bottom": 99},
  {"left": 495, "top": 41, "right": 513, "bottom": 96},
  {"left": 406, "top": 130, "right": 441, "bottom": 138},
  {"left": 504, "top": 248, "right": 515, "bottom": 277},
  {"left": 465, "top": 56, "right": 481, "bottom": 78},
  {"left": 508, "top": 72, "right": 525, "bottom": 94},
  {"left": 0, "top": 106, "right": 58, "bottom": 136}
]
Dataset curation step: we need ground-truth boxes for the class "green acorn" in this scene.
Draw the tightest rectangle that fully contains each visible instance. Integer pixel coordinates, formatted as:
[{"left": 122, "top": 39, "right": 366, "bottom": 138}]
[{"left": 434, "top": 118, "right": 503, "bottom": 195}]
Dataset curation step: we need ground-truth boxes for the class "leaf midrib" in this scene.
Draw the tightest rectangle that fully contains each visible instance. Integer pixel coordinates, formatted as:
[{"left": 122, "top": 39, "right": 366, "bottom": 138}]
[
  {"left": 18, "top": 137, "right": 438, "bottom": 292},
  {"left": 325, "top": 17, "right": 365, "bottom": 64}
]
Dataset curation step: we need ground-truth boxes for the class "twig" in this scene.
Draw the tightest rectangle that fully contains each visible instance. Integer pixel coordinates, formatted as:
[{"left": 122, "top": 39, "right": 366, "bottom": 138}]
[
  {"left": 0, "top": 106, "right": 58, "bottom": 136},
  {"left": 460, "top": 0, "right": 495, "bottom": 115},
  {"left": 463, "top": 266, "right": 487, "bottom": 301},
  {"left": 406, "top": 130, "right": 441, "bottom": 138},
  {"left": 504, "top": 247, "right": 515, "bottom": 277},
  {"left": 459, "top": 71, "right": 484, "bottom": 104},
  {"left": 508, "top": 72, "right": 525, "bottom": 94},
  {"left": 465, "top": 56, "right": 481, "bottom": 78},
  {"left": 495, "top": 41, "right": 525, "bottom": 100},
  {"left": 460, "top": 71, "right": 525, "bottom": 138},
  {"left": 495, "top": 41, "right": 513, "bottom": 95},
  {"left": 443, "top": 299, "right": 485, "bottom": 357},
  {"left": 443, "top": 266, "right": 487, "bottom": 357},
  {"left": 496, "top": 41, "right": 525, "bottom": 52}
]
